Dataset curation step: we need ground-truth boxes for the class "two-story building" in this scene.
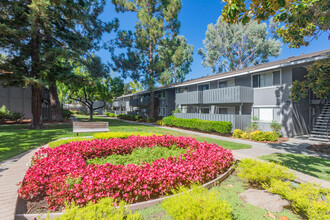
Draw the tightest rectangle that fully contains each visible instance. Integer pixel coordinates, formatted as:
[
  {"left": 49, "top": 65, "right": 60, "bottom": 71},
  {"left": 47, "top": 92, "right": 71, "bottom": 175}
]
[{"left": 115, "top": 49, "right": 330, "bottom": 140}]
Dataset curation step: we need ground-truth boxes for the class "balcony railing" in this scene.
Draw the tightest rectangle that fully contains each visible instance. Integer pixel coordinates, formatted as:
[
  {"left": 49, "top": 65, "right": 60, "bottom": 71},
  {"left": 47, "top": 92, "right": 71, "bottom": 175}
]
[
  {"left": 113, "top": 101, "right": 127, "bottom": 107},
  {"left": 173, "top": 113, "right": 251, "bottom": 130},
  {"left": 175, "top": 86, "right": 253, "bottom": 105},
  {"left": 129, "top": 97, "right": 150, "bottom": 106},
  {"left": 176, "top": 91, "right": 203, "bottom": 105}
]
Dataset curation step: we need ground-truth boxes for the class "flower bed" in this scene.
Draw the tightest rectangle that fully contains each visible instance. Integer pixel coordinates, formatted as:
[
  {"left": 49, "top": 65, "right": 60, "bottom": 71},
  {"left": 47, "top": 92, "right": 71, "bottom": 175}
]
[{"left": 18, "top": 135, "right": 234, "bottom": 210}]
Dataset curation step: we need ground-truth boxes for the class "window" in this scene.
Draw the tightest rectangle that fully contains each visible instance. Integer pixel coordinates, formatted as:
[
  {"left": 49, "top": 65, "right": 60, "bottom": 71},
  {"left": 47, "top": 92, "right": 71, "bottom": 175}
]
[
  {"left": 253, "top": 71, "right": 281, "bottom": 88},
  {"left": 219, "top": 81, "right": 227, "bottom": 88},
  {"left": 159, "top": 91, "right": 166, "bottom": 98},
  {"left": 198, "top": 84, "right": 209, "bottom": 91},
  {"left": 253, "top": 107, "right": 281, "bottom": 122},
  {"left": 159, "top": 107, "right": 166, "bottom": 116},
  {"left": 200, "top": 107, "right": 210, "bottom": 114},
  {"left": 178, "top": 87, "right": 188, "bottom": 93}
]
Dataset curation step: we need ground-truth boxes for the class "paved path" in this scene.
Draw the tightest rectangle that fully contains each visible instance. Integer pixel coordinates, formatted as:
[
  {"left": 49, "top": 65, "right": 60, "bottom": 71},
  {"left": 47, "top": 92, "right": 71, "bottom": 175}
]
[{"left": 0, "top": 147, "right": 42, "bottom": 220}]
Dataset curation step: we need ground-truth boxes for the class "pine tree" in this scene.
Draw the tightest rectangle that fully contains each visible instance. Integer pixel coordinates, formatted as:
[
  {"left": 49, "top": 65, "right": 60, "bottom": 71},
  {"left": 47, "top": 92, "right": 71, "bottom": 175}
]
[
  {"left": 0, "top": 0, "right": 117, "bottom": 128},
  {"left": 111, "top": 0, "right": 182, "bottom": 118}
]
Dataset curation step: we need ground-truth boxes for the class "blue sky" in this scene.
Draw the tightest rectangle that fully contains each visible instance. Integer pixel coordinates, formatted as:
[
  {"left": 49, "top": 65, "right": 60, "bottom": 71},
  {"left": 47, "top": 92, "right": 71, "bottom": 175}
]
[{"left": 97, "top": 0, "right": 330, "bottom": 82}]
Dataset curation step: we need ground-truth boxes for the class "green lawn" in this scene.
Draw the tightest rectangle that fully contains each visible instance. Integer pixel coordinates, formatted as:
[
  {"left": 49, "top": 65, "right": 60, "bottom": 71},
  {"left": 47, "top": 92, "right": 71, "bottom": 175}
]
[
  {"left": 136, "top": 173, "right": 300, "bottom": 220},
  {"left": 0, "top": 115, "right": 251, "bottom": 162},
  {"left": 259, "top": 153, "right": 330, "bottom": 182}
]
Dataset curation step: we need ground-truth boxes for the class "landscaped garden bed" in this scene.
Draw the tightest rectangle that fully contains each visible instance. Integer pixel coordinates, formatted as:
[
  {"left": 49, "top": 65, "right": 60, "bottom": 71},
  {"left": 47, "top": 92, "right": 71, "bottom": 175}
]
[{"left": 18, "top": 135, "right": 234, "bottom": 212}]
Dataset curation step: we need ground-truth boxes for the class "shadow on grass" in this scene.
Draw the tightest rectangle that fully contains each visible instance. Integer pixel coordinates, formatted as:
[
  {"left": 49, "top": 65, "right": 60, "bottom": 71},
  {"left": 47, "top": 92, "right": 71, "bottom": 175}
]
[{"left": 260, "top": 153, "right": 330, "bottom": 181}]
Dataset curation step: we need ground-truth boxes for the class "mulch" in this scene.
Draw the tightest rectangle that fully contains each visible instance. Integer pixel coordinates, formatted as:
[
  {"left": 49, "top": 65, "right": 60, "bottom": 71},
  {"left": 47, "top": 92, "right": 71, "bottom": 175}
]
[{"left": 307, "top": 144, "right": 330, "bottom": 155}]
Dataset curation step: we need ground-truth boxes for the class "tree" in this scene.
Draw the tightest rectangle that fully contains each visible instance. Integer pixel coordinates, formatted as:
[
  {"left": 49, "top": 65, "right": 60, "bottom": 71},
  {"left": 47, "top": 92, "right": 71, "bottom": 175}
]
[
  {"left": 222, "top": 0, "right": 330, "bottom": 48},
  {"left": 290, "top": 56, "right": 330, "bottom": 101},
  {"left": 198, "top": 16, "right": 282, "bottom": 73},
  {"left": 158, "top": 36, "right": 194, "bottom": 86},
  {"left": 111, "top": 0, "right": 182, "bottom": 118},
  {"left": 123, "top": 81, "right": 144, "bottom": 95},
  {"left": 0, "top": 0, "right": 117, "bottom": 128},
  {"left": 59, "top": 59, "right": 124, "bottom": 120}
]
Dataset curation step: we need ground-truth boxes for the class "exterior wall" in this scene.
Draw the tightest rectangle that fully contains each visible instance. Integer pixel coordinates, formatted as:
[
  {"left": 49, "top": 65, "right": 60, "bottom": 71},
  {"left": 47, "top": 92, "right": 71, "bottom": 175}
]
[
  {"left": 210, "top": 81, "right": 218, "bottom": 89},
  {"left": 188, "top": 84, "right": 197, "bottom": 92},
  {"left": 0, "top": 85, "right": 32, "bottom": 118},
  {"left": 166, "top": 89, "right": 176, "bottom": 116},
  {"left": 235, "top": 75, "right": 251, "bottom": 87}
]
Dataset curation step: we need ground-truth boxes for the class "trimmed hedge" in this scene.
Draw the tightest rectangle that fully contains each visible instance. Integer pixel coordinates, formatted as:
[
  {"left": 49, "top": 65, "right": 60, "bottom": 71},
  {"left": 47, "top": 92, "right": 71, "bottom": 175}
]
[
  {"left": 118, "top": 114, "right": 143, "bottom": 121},
  {"left": 162, "top": 116, "right": 232, "bottom": 134},
  {"left": 250, "top": 130, "right": 278, "bottom": 142}
]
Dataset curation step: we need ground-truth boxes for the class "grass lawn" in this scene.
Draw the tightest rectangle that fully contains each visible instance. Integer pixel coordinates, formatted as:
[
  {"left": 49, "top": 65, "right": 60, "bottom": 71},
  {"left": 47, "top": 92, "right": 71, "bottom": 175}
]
[
  {"left": 136, "top": 173, "right": 300, "bottom": 220},
  {"left": 259, "top": 153, "right": 330, "bottom": 182},
  {"left": 0, "top": 115, "right": 251, "bottom": 162}
]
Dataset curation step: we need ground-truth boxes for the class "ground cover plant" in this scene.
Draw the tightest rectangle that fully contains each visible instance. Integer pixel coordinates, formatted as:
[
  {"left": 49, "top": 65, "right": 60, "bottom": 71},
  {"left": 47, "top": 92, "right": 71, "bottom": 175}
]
[
  {"left": 88, "top": 145, "right": 187, "bottom": 166},
  {"left": 259, "top": 153, "right": 330, "bottom": 182},
  {"left": 0, "top": 116, "right": 250, "bottom": 162},
  {"left": 18, "top": 135, "right": 234, "bottom": 210},
  {"left": 237, "top": 159, "right": 330, "bottom": 220}
]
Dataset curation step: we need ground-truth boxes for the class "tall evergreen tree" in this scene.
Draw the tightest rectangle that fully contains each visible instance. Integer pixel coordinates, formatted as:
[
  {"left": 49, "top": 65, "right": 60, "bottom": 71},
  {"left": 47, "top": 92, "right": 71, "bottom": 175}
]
[
  {"left": 111, "top": 0, "right": 182, "bottom": 118},
  {"left": 198, "top": 16, "right": 282, "bottom": 74},
  {"left": 159, "top": 36, "right": 194, "bottom": 86},
  {"left": 0, "top": 0, "right": 117, "bottom": 128}
]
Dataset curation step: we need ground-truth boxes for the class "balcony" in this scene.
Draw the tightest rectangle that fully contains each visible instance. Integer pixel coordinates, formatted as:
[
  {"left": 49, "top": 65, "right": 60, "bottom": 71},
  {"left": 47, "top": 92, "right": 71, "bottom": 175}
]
[
  {"left": 175, "top": 86, "right": 253, "bottom": 105},
  {"left": 129, "top": 97, "right": 151, "bottom": 106},
  {"left": 113, "top": 101, "right": 127, "bottom": 107},
  {"left": 176, "top": 91, "right": 203, "bottom": 105}
]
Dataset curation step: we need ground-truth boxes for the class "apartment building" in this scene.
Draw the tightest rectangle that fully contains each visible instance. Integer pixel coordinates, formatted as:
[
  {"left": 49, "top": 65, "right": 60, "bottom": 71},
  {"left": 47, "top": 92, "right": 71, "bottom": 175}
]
[{"left": 115, "top": 49, "right": 330, "bottom": 140}]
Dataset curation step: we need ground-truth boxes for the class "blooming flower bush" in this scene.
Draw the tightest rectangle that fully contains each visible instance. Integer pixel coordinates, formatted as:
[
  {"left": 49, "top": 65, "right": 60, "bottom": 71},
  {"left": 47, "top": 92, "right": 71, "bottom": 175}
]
[{"left": 18, "top": 135, "right": 234, "bottom": 210}]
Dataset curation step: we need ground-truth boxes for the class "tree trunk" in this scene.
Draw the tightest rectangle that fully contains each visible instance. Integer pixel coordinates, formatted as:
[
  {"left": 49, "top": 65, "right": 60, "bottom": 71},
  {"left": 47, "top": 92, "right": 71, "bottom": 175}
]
[
  {"left": 89, "top": 106, "right": 94, "bottom": 120},
  {"left": 148, "top": 41, "right": 155, "bottom": 119},
  {"left": 31, "top": 86, "right": 43, "bottom": 129},
  {"left": 30, "top": 17, "right": 42, "bottom": 129},
  {"left": 49, "top": 82, "right": 64, "bottom": 121}
]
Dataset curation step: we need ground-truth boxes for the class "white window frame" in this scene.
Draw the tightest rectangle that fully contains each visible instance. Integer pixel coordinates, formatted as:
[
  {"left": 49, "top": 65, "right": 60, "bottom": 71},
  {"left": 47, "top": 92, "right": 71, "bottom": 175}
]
[
  {"left": 251, "top": 69, "right": 282, "bottom": 89},
  {"left": 252, "top": 106, "right": 282, "bottom": 122}
]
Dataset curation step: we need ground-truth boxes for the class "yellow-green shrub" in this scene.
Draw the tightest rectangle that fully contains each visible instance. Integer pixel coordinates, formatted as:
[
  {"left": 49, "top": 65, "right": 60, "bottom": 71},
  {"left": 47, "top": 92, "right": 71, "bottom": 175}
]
[
  {"left": 48, "top": 137, "right": 92, "bottom": 148},
  {"left": 250, "top": 131, "right": 278, "bottom": 141},
  {"left": 265, "top": 179, "right": 330, "bottom": 220},
  {"left": 232, "top": 129, "right": 243, "bottom": 138},
  {"left": 241, "top": 132, "right": 249, "bottom": 139},
  {"left": 162, "top": 185, "right": 232, "bottom": 220},
  {"left": 156, "top": 120, "right": 164, "bottom": 126},
  {"left": 49, "top": 197, "right": 141, "bottom": 220},
  {"left": 93, "top": 132, "right": 161, "bottom": 139},
  {"left": 237, "top": 159, "right": 295, "bottom": 187}
]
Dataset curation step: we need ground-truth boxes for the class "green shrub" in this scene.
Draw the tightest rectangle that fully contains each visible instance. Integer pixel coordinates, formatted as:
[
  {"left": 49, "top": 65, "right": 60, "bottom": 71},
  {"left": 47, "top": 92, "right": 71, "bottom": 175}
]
[
  {"left": 162, "top": 185, "right": 232, "bottom": 220},
  {"left": 232, "top": 129, "right": 243, "bottom": 138},
  {"left": 250, "top": 130, "right": 278, "bottom": 141},
  {"left": 88, "top": 145, "right": 187, "bottom": 166},
  {"left": 48, "top": 137, "right": 92, "bottom": 148},
  {"left": 0, "top": 105, "right": 10, "bottom": 120},
  {"left": 93, "top": 132, "right": 161, "bottom": 140},
  {"left": 162, "top": 116, "right": 232, "bottom": 134},
  {"left": 265, "top": 179, "right": 330, "bottom": 220},
  {"left": 50, "top": 197, "right": 141, "bottom": 220},
  {"left": 61, "top": 109, "right": 72, "bottom": 120},
  {"left": 8, "top": 111, "right": 24, "bottom": 121},
  {"left": 107, "top": 112, "right": 117, "bottom": 117},
  {"left": 146, "top": 118, "right": 156, "bottom": 123},
  {"left": 70, "top": 110, "right": 78, "bottom": 114},
  {"left": 117, "top": 114, "right": 142, "bottom": 121},
  {"left": 237, "top": 159, "right": 295, "bottom": 187},
  {"left": 270, "top": 121, "right": 282, "bottom": 137}
]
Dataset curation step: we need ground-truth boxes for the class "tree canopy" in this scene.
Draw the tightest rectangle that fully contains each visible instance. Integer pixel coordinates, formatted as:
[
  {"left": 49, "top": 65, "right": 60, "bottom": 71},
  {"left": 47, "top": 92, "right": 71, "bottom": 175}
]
[
  {"left": 198, "top": 16, "right": 282, "bottom": 74},
  {"left": 124, "top": 81, "right": 144, "bottom": 95},
  {"left": 0, "top": 0, "right": 117, "bottom": 128},
  {"left": 159, "top": 36, "right": 194, "bottom": 86},
  {"left": 111, "top": 0, "right": 182, "bottom": 118},
  {"left": 222, "top": 0, "right": 330, "bottom": 48},
  {"left": 290, "top": 56, "right": 330, "bottom": 101}
]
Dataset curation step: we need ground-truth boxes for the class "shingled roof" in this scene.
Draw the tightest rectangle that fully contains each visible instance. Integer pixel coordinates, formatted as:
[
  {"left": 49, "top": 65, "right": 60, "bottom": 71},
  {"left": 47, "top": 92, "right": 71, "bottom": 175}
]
[{"left": 119, "top": 48, "right": 330, "bottom": 98}]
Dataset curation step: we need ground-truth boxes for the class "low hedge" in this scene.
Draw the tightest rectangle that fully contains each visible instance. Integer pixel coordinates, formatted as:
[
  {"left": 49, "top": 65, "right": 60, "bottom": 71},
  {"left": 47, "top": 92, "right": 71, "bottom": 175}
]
[
  {"left": 118, "top": 114, "right": 143, "bottom": 121},
  {"left": 93, "top": 132, "right": 161, "bottom": 139},
  {"left": 162, "top": 116, "right": 232, "bottom": 134}
]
